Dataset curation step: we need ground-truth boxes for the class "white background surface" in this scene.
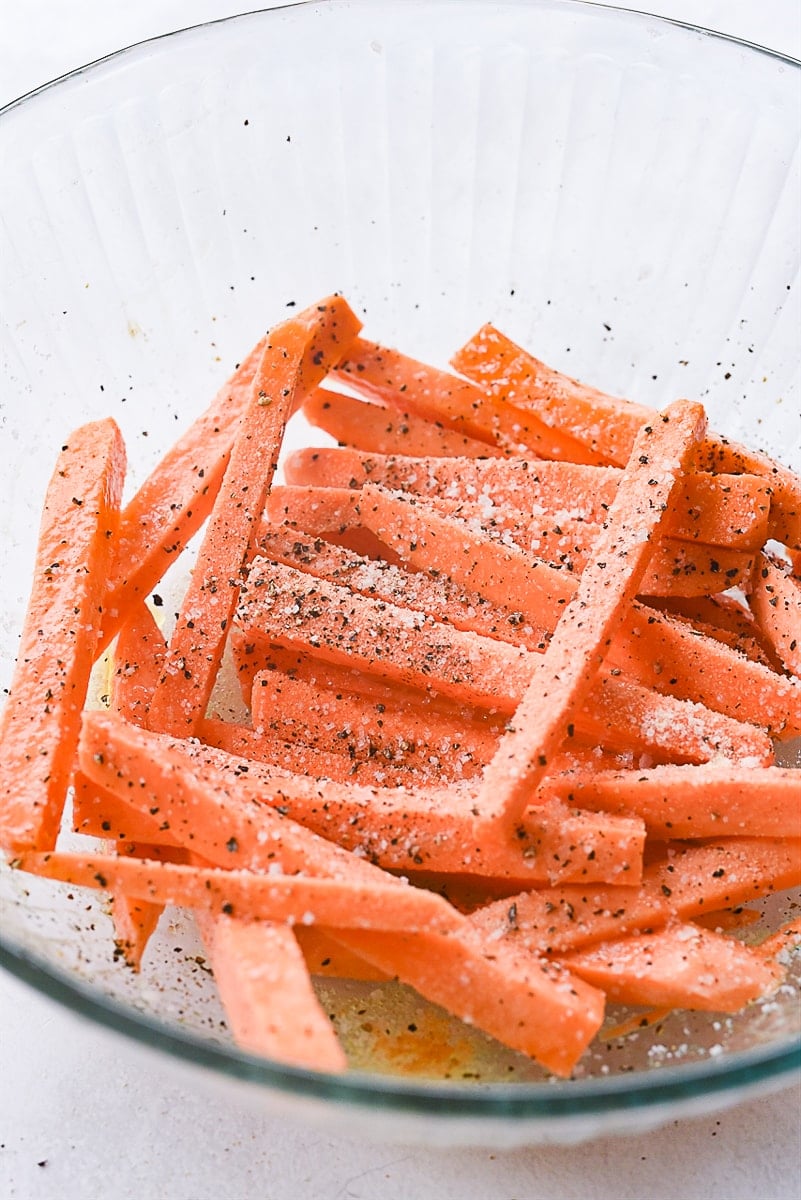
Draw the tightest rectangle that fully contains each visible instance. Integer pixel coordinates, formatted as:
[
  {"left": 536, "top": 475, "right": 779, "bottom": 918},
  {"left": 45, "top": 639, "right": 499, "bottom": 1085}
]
[{"left": 1, "top": 2, "right": 800, "bottom": 1198}]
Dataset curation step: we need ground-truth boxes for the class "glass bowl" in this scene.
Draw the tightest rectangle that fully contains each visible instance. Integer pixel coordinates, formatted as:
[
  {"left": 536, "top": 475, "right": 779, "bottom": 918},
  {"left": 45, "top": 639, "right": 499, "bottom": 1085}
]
[{"left": 1, "top": 0, "right": 799, "bottom": 1147}]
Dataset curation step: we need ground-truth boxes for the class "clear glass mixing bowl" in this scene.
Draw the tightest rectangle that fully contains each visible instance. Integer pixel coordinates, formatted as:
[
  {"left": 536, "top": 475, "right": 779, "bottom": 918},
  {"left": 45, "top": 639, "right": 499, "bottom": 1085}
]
[{"left": 1, "top": 0, "right": 799, "bottom": 1147}]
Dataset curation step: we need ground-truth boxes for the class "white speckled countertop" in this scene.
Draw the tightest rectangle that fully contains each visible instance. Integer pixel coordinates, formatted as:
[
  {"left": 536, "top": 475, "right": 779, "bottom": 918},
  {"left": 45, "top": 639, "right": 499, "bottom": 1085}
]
[{"left": 1, "top": 3, "right": 800, "bottom": 1198}]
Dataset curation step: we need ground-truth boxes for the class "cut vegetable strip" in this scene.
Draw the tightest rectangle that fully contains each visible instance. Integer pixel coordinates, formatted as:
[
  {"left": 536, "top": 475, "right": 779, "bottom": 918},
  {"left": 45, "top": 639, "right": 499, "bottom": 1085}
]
[
  {"left": 283, "top": 447, "right": 771, "bottom": 551},
  {"left": 471, "top": 839, "right": 801, "bottom": 955},
  {"left": 11, "top": 852, "right": 458, "bottom": 935},
  {"left": 105, "top": 602, "right": 168, "bottom": 965},
  {"left": 98, "top": 336, "right": 266, "bottom": 651},
  {"left": 331, "top": 925, "right": 605, "bottom": 1078},
  {"left": 147, "top": 296, "right": 362, "bottom": 736},
  {"left": 255, "top": 525, "right": 550, "bottom": 651},
  {"left": 267, "top": 482, "right": 797, "bottom": 735},
  {"left": 293, "top": 926, "right": 390, "bottom": 981},
  {"left": 0, "top": 419, "right": 126, "bottom": 853},
  {"left": 78, "top": 712, "right": 462, "bottom": 926},
  {"left": 302, "top": 388, "right": 506, "bottom": 458},
  {"left": 561, "top": 920, "right": 780, "bottom": 1011},
  {"left": 453, "top": 324, "right": 801, "bottom": 548},
  {"left": 270, "top": 482, "right": 755, "bottom": 598},
  {"left": 476, "top": 401, "right": 749, "bottom": 822},
  {"left": 334, "top": 337, "right": 602, "bottom": 463},
  {"left": 543, "top": 763, "right": 801, "bottom": 839},
  {"left": 451, "top": 323, "right": 651, "bottom": 466},
  {"left": 748, "top": 552, "right": 801, "bottom": 677},
  {"left": 77, "top": 710, "right": 645, "bottom": 885},
  {"left": 236, "top": 557, "right": 773, "bottom": 764},
  {"left": 196, "top": 912, "right": 347, "bottom": 1071}
]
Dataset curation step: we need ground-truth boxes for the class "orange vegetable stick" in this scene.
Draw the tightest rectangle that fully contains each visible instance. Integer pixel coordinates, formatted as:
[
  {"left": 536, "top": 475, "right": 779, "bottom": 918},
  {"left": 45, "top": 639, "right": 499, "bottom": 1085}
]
[
  {"left": 543, "top": 763, "right": 801, "bottom": 840},
  {"left": 255, "top": 525, "right": 551, "bottom": 651},
  {"left": 267, "top": 483, "right": 797, "bottom": 735},
  {"left": 196, "top": 911, "right": 347, "bottom": 1071},
  {"left": 475, "top": 401, "right": 723, "bottom": 823},
  {"left": 643, "top": 595, "right": 778, "bottom": 669},
  {"left": 453, "top": 324, "right": 801, "bottom": 548},
  {"left": 77, "top": 711, "right": 462, "bottom": 923},
  {"left": 250, "top": 667, "right": 494, "bottom": 785},
  {"left": 272, "top": 480, "right": 755, "bottom": 598},
  {"left": 98, "top": 336, "right": 266, "bottom": 651},
  {"left": 283, "top": 447, "right": 771, "bottom": 551},
  {"left": 302, "top": 387, "right": 506, "bottom": 458},
  {"left": 11, "top": 851, "right": 459, "bottom": 936},
  {"left": 146, "top": 296, "right": 362, "bottom": 736},
  {"left": 561, "top": 920, "right": 780, "bottom": 1011},
  {"left": 451, "top": 323, "right": 651, "bottom": 467},
  {"left": 0, "top": 419, "right": 126, "bottom": 853},
  {"left": 471, "top": 838, "right": 801, "bottom": 955},
  {"left": 236, "top": 557, "right": 773, "bottom": 764},
  {"left": 104, "top": 603, "right": 168, "bottom": 965},
  {"left": 200, "top": 713, "right": 422, "bottom": 788},
  {"left": 76, "top": 711, "right": 645, "bottom": 886},
  {"left": 332, "top": 925, "right": 605, "bottom": 1078},
  {"left": 748, "top": 552, "right": 801, "bottom": 677},
  {"left": 334, "top": 337, "right": 602, "bottom": 463}
]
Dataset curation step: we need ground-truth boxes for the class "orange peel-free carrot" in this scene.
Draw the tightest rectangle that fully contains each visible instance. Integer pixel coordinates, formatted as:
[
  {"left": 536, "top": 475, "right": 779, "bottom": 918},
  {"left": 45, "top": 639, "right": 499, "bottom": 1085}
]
[
  {"left": 97, "top": 336, "right": 266, "bottom": 652},
  {"left": 561, "top": 920, "right": 780, "bottom": 1012},
  {"left": 146, "top": 296, "right": 362, "bottom": 737},
  {"left": 283, "top": 446, "right": 771, "bottom": 551},
  {"left": 471, "top": 839, "right": 801, "bottom": 956},
  {"left": 453, "top": 323, "right": 801, "bottom": 548},
  {"left": 0, "top": 419, "right": 126, "bottom": 854},
  {"left": 334, "top": 337, "right": 602, "bottom": 463},
  {"left": 302, "top": 387, "right": 507, "bottom": 458},
  {"left": 11, "top": 851, "right": 458, "bottom": 936},
  {"left": 543, "top": 763, "right": 801, "bottom": 840},
  {"left": 196, "top": 912, "right": 348, "bottom": 1071},
  {"left": 748, "top": 552, "right": 801, "bottom": 678},
  {"left": 332, "top": 924, "right": 606, "bottom": 1078}
]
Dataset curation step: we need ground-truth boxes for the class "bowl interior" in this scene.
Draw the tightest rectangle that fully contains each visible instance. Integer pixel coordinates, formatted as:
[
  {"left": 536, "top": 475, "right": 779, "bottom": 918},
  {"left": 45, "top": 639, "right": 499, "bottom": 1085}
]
[{"left": 1, "top": 0, "right": 799, "bottom": 1141}]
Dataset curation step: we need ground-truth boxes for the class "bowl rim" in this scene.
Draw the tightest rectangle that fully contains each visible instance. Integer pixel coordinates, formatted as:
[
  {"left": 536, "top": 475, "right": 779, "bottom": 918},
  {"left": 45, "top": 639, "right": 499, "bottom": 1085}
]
[
  {"left": 0, "top": 0, "right": 798, "bottom": 120},
  {"left": 1, "top": 0, "right": 799, "bottom": 1123}
]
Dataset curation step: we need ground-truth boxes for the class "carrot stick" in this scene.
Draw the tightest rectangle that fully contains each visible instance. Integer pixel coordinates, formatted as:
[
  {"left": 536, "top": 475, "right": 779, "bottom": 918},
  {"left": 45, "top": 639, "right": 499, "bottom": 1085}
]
[
  {"left": 451, "top": 323, "right": 651, "bottom": 466},
  {"left": 146, "top": 296, "right": 362, "bottom": 737},
  {"left": 0, "top": 419, "right": 126, "bottom": 853},
  {"left": 77, "top": 711, "right": 463, "bottom": 922},
  {"left": 10, "top": 851, "right": 459, "bottom": 936},
  {"left": 103, "top": 603, "right": 169, "bottom": 965},
  {"left": 333, "top": 337, "right": 603, "bottom": 463},
  {"left": 453, "top": 324, "right": 801, "bottom": 548},
  {"left": 77, "top": 710, "right": 645, "bottom": 886},
  {"left": 272, "top": 479, "right": 754, "bottom": 598},
  {"left": 266, "top": 483, "right": 797, "bottom": 735},
  {"left": 331, "top": 925, "right": 605, "bottom": 1078},
  {"left": 97, "top": 336, "right": 266, "bottom": 651},
  {"left": 196, "top": 911, "right": 348, "bottom": 1071},
  {"left": 470, "top": 838, "right": 801, "bottom": 956},
  {"left": 200, "top": 713, "right": 422, "bottom": 788},
  {"left": 255, "top": 525, "right": 550, "bottom": 651},
  {"left": 249, "top": 667, "right": 495, "bottom": 784},
  {"left": 748, "top": 552, "right": 801, "bottom": 678},
  {"left": 236, "top": 556, "right": 773, "bottom": 764},
  {"left": 561, "top": 920, "right": 780, "bottom": 1011},
  {"left": 283, "top": 447, "right": 771, "bottom": 551},
  {"left": 543, "top": 763, "right": 801, "bottom": 839},
  {"left": 302, "top": 388, "right": 506, "bottom": 458}
]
